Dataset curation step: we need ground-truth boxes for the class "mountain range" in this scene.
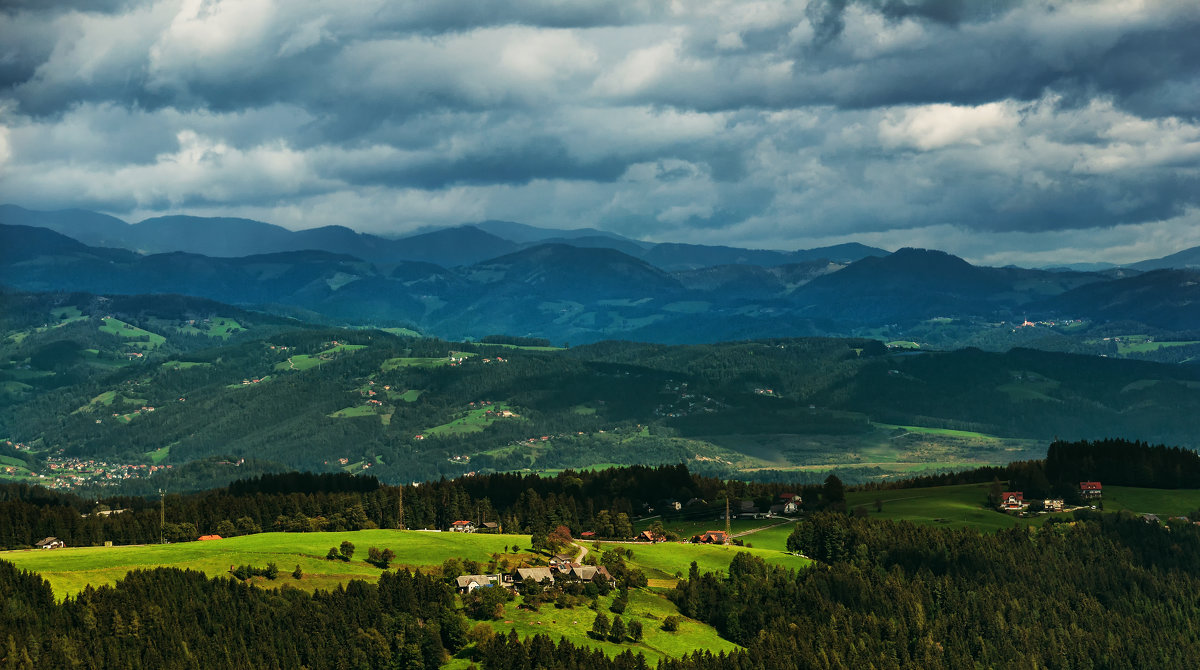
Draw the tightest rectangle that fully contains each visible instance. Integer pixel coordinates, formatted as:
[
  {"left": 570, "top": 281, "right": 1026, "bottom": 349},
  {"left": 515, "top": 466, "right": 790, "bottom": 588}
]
[
  {"left": 4, "top": 218, "right": 1198, "bottom": 345},
  {"left": 0, "top": 205, "right": 887, "bottom": 271}
]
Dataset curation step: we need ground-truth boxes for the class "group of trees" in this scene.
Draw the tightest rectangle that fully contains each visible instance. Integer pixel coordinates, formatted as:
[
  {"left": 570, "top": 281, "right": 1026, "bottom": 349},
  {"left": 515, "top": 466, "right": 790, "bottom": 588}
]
[
  {"left": 0, "top": 463, "right": 835, "bottom": 549},
  {"left": 669, "top": 511, "right": 1200, "bottom": 668},
  {"left": 589, "top": 611, "right": 643, "bottom": 643},
  {"left": 0, "top": 562, "right": 464, "bottom": 669}
]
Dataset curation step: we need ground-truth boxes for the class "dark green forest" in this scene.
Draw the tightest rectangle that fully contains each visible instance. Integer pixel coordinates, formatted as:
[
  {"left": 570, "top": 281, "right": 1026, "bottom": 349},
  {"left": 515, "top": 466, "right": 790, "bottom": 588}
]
[{"left": 661, "top": 511, "right": 1200, "bottom": 669}]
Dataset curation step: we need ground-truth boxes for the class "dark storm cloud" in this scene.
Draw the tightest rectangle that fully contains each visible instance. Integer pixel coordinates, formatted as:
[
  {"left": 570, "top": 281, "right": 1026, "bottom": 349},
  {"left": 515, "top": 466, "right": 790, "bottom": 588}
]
[{"left": 1, "top": 0, "right": 1198, "bottom": 264}]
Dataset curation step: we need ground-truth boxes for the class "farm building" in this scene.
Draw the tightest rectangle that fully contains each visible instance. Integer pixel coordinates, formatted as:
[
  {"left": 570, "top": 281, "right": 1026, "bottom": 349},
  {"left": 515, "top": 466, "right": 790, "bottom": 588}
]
[
  {"left": 454, "top": 574, "right": 502, "bottom": 593},
  {"left": 998, "top": 492, "right": 1026, "bottom": 511},
  {"left": 693, "top": 530, "right": 730, "bottom": 545},
  {"left": 511, "top": 567, "right": 556, "bottom": 588},
  {"left": 34, "top": 537, "right": 65, "bottom": 549}
]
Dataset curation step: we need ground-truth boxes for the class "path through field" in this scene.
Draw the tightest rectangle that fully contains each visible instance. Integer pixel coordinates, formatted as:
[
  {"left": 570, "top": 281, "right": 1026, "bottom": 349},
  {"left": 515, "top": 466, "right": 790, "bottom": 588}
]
[{"left": 731, "top": 519, "right": 794, "bottom": 538}]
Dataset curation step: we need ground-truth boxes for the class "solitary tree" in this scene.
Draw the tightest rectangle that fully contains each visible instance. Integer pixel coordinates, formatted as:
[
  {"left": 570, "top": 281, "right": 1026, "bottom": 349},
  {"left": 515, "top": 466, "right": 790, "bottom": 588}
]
[
  {"left": 339, "top": 540, "right": 355, "bottom": 561},
  {"left": 823, "top": 474, "right": 845, "bottom": 505},
  {"left": 292, "top": 564, "right": 303, "bottom": 580}
]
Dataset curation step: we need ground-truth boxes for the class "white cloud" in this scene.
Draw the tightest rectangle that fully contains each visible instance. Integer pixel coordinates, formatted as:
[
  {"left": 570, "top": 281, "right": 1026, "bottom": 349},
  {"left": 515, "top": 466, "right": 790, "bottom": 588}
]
[{"left": 878, "top": 102, "right": 1020, "bottom": 151}]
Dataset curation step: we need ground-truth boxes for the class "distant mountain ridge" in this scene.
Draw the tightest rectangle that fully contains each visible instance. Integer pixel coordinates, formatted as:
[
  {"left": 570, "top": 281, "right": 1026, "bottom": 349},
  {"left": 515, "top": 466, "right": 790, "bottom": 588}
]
[
  {"left": 6, "top": 223, "right": 1194, "bottom": 344},
  {"left": 0, "top": 204, "right": 887, "bottom": 271}
]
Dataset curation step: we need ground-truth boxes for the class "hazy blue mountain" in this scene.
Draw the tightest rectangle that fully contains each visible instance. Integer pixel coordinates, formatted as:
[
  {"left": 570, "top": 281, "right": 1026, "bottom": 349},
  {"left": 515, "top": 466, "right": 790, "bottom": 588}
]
[
  {"left": 469, "top": 219, "right": 647, "bottom": 246},
  {"left": 792, "top": 248, "right": 1108, "bottom": 324},
  {"left": 1128, "top": 246, "right": 1200, "bottom": 271},
  {"left": 533, "top": 234, "right": 651, "bottom": 257},
  {"left": 6, "top": 223, "right": 1197, "bottom": 343},
  {"left": 129, "top": 215, "right": 302, "bottom": 257},
  {"left": 4, "top": 204, "right": 890, "bottom": 272},
  {"left": 391, "top": 226, "right": 519, "bottom": 267},
  {"left": 673, "top": 261, "right": 840, "bottom": 298},
  {"left": 641, "top": 241, "right": 887, "bottom": 271},
  {"left": 1042, "top": 262, "right": 1119, "bottom": 272},
  {"left": 1041, "top": 269, "right": 1200, "bottom": 330},
  {"left": 0, "top": 204, "right": 133, "bottom": 248},
  {"left": 1, "top": 223, "right": 137, "bottom": 264}
]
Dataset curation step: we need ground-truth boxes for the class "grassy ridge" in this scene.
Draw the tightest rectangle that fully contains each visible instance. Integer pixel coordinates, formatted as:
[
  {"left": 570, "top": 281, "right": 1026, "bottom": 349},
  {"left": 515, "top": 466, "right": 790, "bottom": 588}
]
[
  {"left": 1, "top": 530, "right": 516, "bottom": 598},
  {"left": 614, "top": 541, "right": 809, "bottom": 580},
  {"left": 1, "top": 529, "right": 758, "bottom": 663}
]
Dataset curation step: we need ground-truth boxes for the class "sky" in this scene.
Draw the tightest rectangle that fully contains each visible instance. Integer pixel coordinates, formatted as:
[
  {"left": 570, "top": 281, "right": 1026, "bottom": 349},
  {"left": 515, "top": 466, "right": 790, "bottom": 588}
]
[{"left": 1, "top": 0, "right": 1199, "bottom": 266}]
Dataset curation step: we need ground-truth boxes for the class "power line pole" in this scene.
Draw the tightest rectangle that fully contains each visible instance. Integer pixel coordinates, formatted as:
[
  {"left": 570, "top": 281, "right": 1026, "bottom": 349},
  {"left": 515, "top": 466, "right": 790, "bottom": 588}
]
[{"left": 725, "top": 496, "right": 731, "bottom": 536}]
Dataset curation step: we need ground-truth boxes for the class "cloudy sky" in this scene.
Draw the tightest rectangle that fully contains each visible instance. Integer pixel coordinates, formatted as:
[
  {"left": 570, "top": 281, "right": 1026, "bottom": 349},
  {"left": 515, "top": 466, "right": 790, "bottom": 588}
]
[{"left": 1, "top": 0, "right": 1198, "bottom": 265}]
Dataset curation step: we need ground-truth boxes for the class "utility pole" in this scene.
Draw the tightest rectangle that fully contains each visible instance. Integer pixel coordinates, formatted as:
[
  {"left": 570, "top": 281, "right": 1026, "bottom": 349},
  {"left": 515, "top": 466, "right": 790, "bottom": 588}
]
[
  {"left": 725, "top": 496, "right": 731, "bottom": 536},
  {"left": 159, "top": 488, "right": 165, "bottom": 544}
]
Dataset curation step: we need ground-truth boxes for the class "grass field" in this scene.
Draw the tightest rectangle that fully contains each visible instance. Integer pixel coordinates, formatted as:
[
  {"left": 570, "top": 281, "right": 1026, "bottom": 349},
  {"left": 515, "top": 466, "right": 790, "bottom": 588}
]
[
  {"left": 146, "top": 446, "right": 170, "bottom": 464},
  {"left": 50, "top": 306, "right": 87, "bottom": 325},
  {"left": 382, "top": 351, "right": 478, "bottom": 371},
  {"left": 474, "top": 585, "right": 738, "bottom": 666},
  {"left": 2, "top": 529, "right": 753, "bottom": 662},
  {"left": 634, "top": 517, "right": 781, "bottom": 539},
  {"left": 844, "top": 483, "right": 1050, "bottom": 532},
  {"left": 617, "top": 541, "right": 809, "bottom": 580},
  {"left": 714, "top": 425, "right": 1043, "bottom": 478},
  {"left": 277, "top": 344, "right": 367, "bottom": 371},
  {"left": 329, "top": 404, "right": 385, "bottom": 422},
  {"left": 173, "top": 317, "right": 243, "bottom": 338},
  {"left": 0, "top": 530, "right": 522, "bottom": 599},
  {"left": 1100, "top": 486, "right": 1200, "bottom": 517},
  {"left": 162, "top": 361, "right": 212, "bottom": 370},
  {"left": 100, "top": 317, "right": 166, "bottom": 349},
  {"left": 478, "top": 343, "right": 566, "bottom": 352},
  {"left": 425, "top": 403, "right": 518, "bottom": 436},
  {"left": 735, "top": 523, "right": 798, "bottom": 552},
  {"left": 1114, "top": 336, "right": 1200, "bottom": 355}
]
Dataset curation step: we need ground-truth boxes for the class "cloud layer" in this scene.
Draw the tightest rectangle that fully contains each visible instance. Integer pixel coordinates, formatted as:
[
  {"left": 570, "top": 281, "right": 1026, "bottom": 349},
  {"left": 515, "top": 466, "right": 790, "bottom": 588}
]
[{"left": 1, "top": 0, "right": 1198, "bottom": 264}]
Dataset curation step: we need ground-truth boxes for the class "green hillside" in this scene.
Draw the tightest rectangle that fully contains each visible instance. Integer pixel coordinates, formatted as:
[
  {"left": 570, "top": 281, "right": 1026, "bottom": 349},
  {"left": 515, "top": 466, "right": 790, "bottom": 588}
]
[
  {"left": 6, "top": 290, "right": 1200, "bottom": 495},
  {"left": 1, "top": 528, "right": 764, "bottom": 663}
]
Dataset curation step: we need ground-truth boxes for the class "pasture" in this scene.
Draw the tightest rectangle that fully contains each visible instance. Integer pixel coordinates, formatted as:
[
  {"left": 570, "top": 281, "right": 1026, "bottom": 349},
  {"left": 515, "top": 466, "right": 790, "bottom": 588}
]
[
  {"left": 424, "top": 403, "right": 517, "bottom": 436},
  {"left": 3, "top": 528, "right": 757, "bottom": 663},
  {"left": 472, "top": 586, "right": 738, "bottom": 667},
  {"left": 1100, "top": 486, "right": 1200, "bottom": 517},
  {"left": 615, "top": 541, "right": 809, "bottom": 580},
  {"left": 100, "top": 317, "right": 166, "bottom": 349},
  {"left": 1, "top": 530, "right": 520, "bottom": 599},
  {"left": 382, "top": 351, "right": 478, "bottom": 371},
  {"left": 844, "top": 483, "right": 1050, "bottom": 532}
]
